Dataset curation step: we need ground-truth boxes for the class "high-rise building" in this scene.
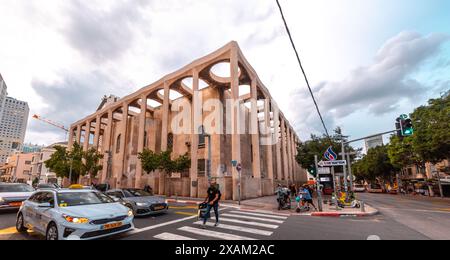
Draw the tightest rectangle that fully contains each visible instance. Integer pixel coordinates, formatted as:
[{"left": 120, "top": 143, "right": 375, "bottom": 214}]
[{"left": 0, "top": 73, "right": 30, "bottom": 164}]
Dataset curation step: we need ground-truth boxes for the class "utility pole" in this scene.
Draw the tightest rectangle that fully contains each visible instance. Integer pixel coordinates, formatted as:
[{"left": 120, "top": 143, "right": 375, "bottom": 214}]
[
  {"left": 347, "top": 153, "right": 353, "bottom": 191},
  {"left": 314, "top": 155, "right": 323, "bottom": 212},
  {"left": 341, "top": 140, "right": 348, "bottom": 193}
]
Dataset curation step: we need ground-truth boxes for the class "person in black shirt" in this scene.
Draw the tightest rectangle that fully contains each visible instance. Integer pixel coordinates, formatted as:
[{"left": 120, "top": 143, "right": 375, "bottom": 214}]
[{"left": 202, "top": 181, "right": 221, "bottom": 228}]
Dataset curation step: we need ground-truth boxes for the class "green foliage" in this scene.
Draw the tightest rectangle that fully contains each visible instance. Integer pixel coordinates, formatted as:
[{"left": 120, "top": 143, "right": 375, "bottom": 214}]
[
  {"left": 410, "top": 95, "right": 450, "bottom": 164},
  {"left": 296, "top": 127, "right": 358, "bottom": 170},
  {"left": 83, "top": 147, "right": 104, "bottom": 178},
  {"left": 44, "top": 142, "right": 103, "bottom": 184},
  {"left": 138, "top": 149, "right": 191, "bottom": 175},
  {"left": 353, "top": 146, "right": 396, "bottom": 182}
]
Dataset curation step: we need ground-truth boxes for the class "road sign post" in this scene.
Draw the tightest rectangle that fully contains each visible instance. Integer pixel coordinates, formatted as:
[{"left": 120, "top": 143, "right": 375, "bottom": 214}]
[
  {"left": 236, "top": 163, "right": 242, "bottom": 205},
  {"left": 314, "top": 155, "right": 323, "bottom": 212}
]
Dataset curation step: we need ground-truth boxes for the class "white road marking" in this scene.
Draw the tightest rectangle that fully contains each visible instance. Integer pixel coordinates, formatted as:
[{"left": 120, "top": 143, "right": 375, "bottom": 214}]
[
  {"left": 219, "top": 217, "right": 279, "bottom": 229},
  {"left": 367, "top": 235, "right": 381, "bottom": 240},
  {"left": 237, "top": 209, "right": 291, "bottom": 217},
  {"left": 154, "top": 232, "right": 197, "bottom": 240},
  {"left": 193, "top": 221, "right": 273, "bottom": 236},
  {"left": 178, "top": 226, "right": 257, "bottom": 240},
  {"left": 129, "top": 215, "right": 198, "bottom": 235},
  {"left": 229, "top": 211, "right": 288, "bottom": 220},
  {"left": 221, "top": 213, "right": 284, "bottom": 224}
]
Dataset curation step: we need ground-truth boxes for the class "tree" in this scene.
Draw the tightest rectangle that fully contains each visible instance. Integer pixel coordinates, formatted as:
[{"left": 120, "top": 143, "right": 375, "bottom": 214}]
[
  {"left": 45, "top": 142, "right": 103, "bottom": 184},
  {"left": 352, "top": 146, "right": 396, "bottom": 183},
  {"left": 138, "top": 149, "right": 160, "bottom": 174},
  {"left": 83, "top": 147, "right": 104, "bottom": 179},
  {"left": 138, "top": 149, "right": 191, "bottom": 175},
  {"left": 410, "top": 95, "right": 450, "bottom": 164},
  {"left": 296, "top": 128, "right": 358, "bottom": 171},
  {"left": 387, "top": 135, "right": 423, "bottom": 169}
]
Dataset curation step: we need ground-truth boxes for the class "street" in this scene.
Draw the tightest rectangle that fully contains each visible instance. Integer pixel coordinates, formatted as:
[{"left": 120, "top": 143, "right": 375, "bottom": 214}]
[{"left": 1, "top": 193, "right": 448, "bottom": 240}]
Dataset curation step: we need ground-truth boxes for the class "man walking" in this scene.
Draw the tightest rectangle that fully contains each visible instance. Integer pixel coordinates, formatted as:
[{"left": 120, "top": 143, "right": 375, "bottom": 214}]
[{"left": 202, "top": 181, "right": 221, "bottom": 228}]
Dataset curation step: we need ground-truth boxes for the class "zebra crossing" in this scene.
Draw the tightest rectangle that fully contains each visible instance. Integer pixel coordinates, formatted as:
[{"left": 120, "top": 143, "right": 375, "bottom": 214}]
[{"left": 153, "top": 208, "right": 290, "bottom": 240}]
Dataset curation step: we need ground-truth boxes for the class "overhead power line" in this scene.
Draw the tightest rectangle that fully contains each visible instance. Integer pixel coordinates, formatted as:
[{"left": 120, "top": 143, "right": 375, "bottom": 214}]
[{"left": 275, "top": 0, "right": 332, "bottom": 142}]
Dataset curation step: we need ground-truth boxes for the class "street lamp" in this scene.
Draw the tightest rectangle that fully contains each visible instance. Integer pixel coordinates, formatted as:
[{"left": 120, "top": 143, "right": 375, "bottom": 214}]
[{"left": 199, "top": 126, "right": 212, "bottom": 185}]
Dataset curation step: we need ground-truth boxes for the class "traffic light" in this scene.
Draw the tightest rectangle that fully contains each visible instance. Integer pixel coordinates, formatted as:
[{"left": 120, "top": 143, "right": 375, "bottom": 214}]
[
  {"left": 395, "top": 115, "right": 414, "bottom": 137},
  {"left": 308, "top": 165, "right": 317, "bottom": 177},
  {"left": 396, "top": 117, "right": 403, "bottom": 138},
  {"left": 403, "top": 118, "right": 414, "bottom": 136}
]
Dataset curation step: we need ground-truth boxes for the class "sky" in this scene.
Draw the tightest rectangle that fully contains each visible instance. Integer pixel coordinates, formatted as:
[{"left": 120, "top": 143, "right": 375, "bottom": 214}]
[{"left": 0, "top": 0, "right": 449, "bottom": 151}]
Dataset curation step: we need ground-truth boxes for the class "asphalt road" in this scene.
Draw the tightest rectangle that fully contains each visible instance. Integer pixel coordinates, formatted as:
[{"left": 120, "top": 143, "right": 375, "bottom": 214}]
[
  {"left": 0, "top": 193, "right": 448, "bottom": 240},
  {"left": 357, "top": 193, "right": 450, "bottom": 240}
]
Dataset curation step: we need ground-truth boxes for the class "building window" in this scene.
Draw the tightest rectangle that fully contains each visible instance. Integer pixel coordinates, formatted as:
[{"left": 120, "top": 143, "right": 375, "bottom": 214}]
[
  {"left": 198, "top": 159, "right": 206, "bottom": 176},
  {"left": 167, "top": 133, "right": 174, "bottom": 151},
  {"left": 144, "top": 131, "right": 148, "bottom": 148},
  {"left": 116, "top": 134, "right": 121, "bottom": 154}
]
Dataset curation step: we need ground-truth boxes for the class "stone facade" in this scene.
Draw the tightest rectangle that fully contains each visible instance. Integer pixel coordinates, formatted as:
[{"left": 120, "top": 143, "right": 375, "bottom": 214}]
[{"left": 70, "top": 42, "right": 307, "bottom": 200}]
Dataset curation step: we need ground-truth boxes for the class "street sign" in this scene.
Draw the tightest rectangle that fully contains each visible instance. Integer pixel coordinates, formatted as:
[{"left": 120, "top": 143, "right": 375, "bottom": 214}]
[
  {"left": 324, "top": 146, "right": 338, "bottom": 161},
  {"left": 318, "top": 160, "right": 347, "bottom": 167},
  {"left": 318, "top": 167, "right": 331, "bottom": 174}
]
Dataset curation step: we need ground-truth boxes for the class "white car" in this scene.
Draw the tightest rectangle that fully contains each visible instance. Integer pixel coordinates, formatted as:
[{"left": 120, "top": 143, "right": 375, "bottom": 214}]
[
  {"left": 0, "top": 183, "right": 34, "bottom": 210},
  {"left": 353, "top": 184, "right": 366, "bottom": 192},
  {"left": 16, "top": 188, "right": 134, "bottom": 240}
]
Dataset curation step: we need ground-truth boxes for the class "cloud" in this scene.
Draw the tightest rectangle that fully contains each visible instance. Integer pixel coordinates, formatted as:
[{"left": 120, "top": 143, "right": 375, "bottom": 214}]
[
  {"left": 63, "top": 0, "right": 151, "bottom": 63},
  {"left": 290, "top": 32, "right": 450, "bottom": 138},
  {"left": 29, "top": 70, "right": 132, "bottom": 136}
]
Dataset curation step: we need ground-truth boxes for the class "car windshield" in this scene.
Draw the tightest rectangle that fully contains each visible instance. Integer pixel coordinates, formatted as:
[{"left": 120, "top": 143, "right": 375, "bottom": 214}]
[
  {"left": 0, "top": 184, "right": 34, "bottom": 192},
  {"left": 57, "top": 192, "right": 114, "bottom": 207},
  {"left": 123, "top": 189, "right": 153, "bottom": 197}
]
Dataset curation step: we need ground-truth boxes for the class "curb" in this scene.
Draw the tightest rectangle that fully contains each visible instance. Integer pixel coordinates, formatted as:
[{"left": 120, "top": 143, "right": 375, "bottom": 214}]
[{"left": 311, "top": 210, "right": 379, "bottom": 217}]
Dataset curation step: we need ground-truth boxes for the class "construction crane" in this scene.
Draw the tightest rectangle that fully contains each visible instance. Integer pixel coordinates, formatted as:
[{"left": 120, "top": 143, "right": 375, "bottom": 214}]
[{"left": 32, "top": 114, "right": 69, "bottom": 132}]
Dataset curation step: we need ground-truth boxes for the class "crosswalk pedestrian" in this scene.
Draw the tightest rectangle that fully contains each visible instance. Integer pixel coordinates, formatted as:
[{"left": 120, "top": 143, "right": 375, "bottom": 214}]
[{"left": 153, "top": 208, "right": 289, "bottom": 241}]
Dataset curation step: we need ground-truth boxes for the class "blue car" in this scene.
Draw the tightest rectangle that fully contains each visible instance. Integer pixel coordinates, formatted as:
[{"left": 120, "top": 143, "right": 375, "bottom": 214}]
[{"left": 16, "top": 187, "right": 134, "bottom": 240}]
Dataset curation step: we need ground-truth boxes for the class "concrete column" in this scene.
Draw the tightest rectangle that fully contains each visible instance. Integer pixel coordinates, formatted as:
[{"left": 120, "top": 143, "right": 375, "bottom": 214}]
[
  {"left": 83, "top": 121, "right": 90, "bottom": 152},
  {"left": 116, "top": 104, "right": 129, "bottom": 188},
  {"left": 101, "top": 110, "right": 113, "bottom": 184},
  {"left": 159, "top": 83, "right": 170, "bottom": 195},
  {"left": 190, "top": 69, "right": 200, "bottom": 198},
  {"left": 230, "top": 46, "right": 242, "bottom": 201},
  {"left": 136, "top": 94, "right": 147, "bottom": 188},
  {"left": 161, "top": 83, "right": 170, "bottom": 151},
  {"left": 281, "top": 120, "right": 288, "bottom": 181},
  {"left": 286, "top": 127, "right": 293, "bottom": 182},
  {"left": 275, "top": 115, "right": 282, "bottom": 181},
  {"left": 250, "top": 79, "right": 262, "bottom": 197},
  {"left": 93, "top": 116, "right": 101, "bottom": 149},
  {"left": 75, "top": 125, "right": 82, "bottom": 145},
  {"left": 68, "top": 127, "right": 75, "bottom": 150},
  {"left": 264, "top": 99, "right": 274, "bottom": 186}
]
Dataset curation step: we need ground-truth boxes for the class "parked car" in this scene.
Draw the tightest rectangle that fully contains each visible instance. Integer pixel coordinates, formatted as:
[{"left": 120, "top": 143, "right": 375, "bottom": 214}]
[
  {"left": 105, "top": 189, "right": 168, "bottom": 217},
  {"left": 0, "top": 183, "right": 34, "bottom": 210},
  {"left": 367, "top": 183, "right": 384, "bottom": 193},
  {"left": 353, "top": 184, "right": 366, "bottom": 192},
  {"left": 16, "top": 188, "right": 134, "bottom": 240},
  {"left": 441, "top": 176, "right": 450, "bottom": 183}
]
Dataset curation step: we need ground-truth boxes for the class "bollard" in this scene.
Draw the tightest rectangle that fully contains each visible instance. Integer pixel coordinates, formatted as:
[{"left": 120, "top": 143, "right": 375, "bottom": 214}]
[{"left": 360, "top": 201, "right": 366, "bottom": 213}]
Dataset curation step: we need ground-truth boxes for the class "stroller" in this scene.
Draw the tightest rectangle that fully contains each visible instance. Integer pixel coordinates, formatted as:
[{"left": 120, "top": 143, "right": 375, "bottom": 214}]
[
  {"left": 198, "top": 203, "right": 210, "bottom": 220},
  {"left": 295, "top": 194, "right": 311, "bottom": 213},
  {"left": 276, "top": 187, "right": 292, "bottom": 210}
]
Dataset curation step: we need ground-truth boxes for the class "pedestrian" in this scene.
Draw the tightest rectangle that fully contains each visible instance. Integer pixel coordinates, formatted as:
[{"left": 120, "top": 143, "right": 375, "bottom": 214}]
[
  {"left": 202, "top": 181, "right": 221, "bottom": 228},
  {"left": 144, "top": 184, "right": 153, "bottom": 194},
  {"left": 300, "top": 185, "right": 318, "bottom": 211}
]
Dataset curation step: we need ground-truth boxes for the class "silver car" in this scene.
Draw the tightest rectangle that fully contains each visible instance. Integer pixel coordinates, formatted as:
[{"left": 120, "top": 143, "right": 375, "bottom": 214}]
[
  {"left": 105, "top": 189, "right": 168, "bottom": 217},
  {"left": 0, "top": 183, "right": 34, "bottom": 210}
]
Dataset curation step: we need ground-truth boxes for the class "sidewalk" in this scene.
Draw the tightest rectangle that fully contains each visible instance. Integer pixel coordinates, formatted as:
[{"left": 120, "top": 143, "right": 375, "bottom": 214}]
[
  {"left": 310, "top": 199, "right": 378, "bottom": 217},
  {"left": 166, "top": 195, "right": 379, "bottom": 217}
]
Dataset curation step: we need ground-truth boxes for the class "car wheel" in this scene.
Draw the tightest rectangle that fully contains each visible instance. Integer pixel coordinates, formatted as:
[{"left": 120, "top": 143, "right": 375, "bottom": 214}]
[
  {"left": 16, "top": 213, "right": 28, "bottom": 233},
  {"left": 46, "top": 223, "right": 59, "bottom": 241}
]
